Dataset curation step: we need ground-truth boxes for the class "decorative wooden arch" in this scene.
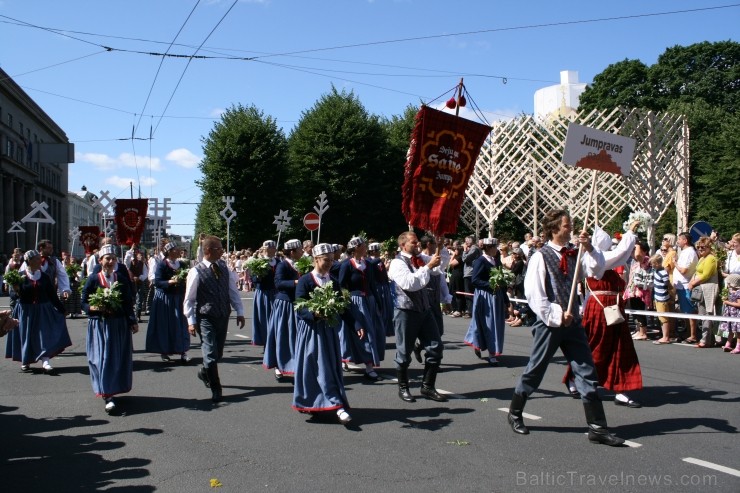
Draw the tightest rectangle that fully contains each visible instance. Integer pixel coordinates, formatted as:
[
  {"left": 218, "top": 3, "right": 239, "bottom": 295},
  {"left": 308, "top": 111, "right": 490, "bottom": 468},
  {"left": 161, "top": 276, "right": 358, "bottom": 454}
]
[{"left": 461, "top": 107, "right": 690, "bottom": 247}]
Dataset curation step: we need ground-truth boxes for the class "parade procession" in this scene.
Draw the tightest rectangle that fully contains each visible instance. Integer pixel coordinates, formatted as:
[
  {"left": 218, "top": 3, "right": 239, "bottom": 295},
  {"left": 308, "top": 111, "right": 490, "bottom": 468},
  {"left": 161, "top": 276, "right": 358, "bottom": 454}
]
[{"left": 1, "top": 2, "right": 739, "bottom": 491}]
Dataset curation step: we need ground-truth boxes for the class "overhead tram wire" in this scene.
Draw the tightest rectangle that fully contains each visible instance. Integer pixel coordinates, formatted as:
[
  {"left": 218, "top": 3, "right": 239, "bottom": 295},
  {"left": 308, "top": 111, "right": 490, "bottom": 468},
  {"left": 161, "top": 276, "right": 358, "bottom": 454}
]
[
  {"left": 133, "top": 0, "right": 201, "bottom": 138},
  {"left": 151, "top": 0, "right": 239, "bottom": 137}
]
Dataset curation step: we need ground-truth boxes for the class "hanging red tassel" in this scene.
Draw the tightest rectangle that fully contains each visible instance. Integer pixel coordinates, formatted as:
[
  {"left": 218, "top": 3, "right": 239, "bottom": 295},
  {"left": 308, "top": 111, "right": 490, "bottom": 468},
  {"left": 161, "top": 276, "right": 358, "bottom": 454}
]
[
  {"left": 458, "top": 95, "right": 467, "bottom": 107},
  {"left": 446, "top": 97, "right": 457, "bottom": 109}
]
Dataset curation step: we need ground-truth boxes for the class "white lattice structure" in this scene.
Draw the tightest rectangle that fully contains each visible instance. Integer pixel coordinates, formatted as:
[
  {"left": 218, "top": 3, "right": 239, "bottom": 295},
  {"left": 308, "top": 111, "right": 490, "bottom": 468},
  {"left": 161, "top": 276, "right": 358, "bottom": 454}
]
[{"left": 462, "top": 107, "right": 690, "bottom": 247}]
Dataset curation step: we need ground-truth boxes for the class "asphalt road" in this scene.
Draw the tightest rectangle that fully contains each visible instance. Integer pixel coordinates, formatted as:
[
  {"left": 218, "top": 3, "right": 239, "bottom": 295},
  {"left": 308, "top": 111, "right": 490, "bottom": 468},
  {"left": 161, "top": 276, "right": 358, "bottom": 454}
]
[{"left": 1, "top": 293, "right": 738, "bottom": 492}]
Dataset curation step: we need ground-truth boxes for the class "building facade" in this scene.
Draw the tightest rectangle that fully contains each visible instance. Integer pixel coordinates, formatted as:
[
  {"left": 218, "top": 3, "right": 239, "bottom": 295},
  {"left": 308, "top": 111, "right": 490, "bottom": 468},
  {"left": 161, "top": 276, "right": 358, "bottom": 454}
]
[
  {"left": 0, "top": 67, "right": 71, "bottom": 255},
  {"left": 67, "top": 187, "right": 102, "bottom": 258}
]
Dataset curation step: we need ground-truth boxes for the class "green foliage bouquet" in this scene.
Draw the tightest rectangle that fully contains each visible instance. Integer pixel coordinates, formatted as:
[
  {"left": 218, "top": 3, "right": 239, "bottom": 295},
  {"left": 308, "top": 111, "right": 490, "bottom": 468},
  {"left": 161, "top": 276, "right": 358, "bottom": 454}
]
[
  {"left": 489, "top": 267, "right": 514, "bottom": 291},
  {"left": 88, "top": 281, "right": 123, "bottom": 316},
  {"left": 294, "top": 281, "right": 351, "bottom": 326},
  {"left": 65, "top": 263, "right": 82, "bottom": 280},
  {"left": 174, "top": 267, "right": 189, "bottom": 283},
  {"left": 381, "top": 236, "right": 398, "bottom": 259},
  {"left": 295, "top": 256, "right": 314, "bottom": 275},
  {"left": 4, "top": 269, "right": 23, "bottom": 289},
  {"left": 245, "top": 257, "right": 270, "bottom": 278}
]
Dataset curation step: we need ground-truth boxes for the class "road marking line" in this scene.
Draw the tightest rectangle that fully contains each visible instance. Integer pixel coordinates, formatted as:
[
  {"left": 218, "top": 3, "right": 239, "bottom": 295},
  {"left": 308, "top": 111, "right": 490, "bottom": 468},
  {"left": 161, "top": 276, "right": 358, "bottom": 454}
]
[
  {"left": 579, "top": 433, "right": 641, "bottom": 448},
  {"left": 682, "top": 457, "right": 740, "bottom": 477},
  {"left": 233, "top": 334, "right": 250, "bottom": 339},
  {"left": 497, "top": 408, "right": 541, "bottom": 420}
]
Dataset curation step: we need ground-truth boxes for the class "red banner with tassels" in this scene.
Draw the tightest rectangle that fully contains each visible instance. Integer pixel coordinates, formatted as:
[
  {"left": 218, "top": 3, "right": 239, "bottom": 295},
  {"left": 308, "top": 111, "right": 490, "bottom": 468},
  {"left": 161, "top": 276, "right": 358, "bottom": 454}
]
[
  {"left": 401, "top": 105, "right": 491, "bottom": 236},
  {"left": 114, "top": 199, "right": 149, "bottom": 246},
  {"left": 79, "top": 226, "right": 101, "bottom": 255}
]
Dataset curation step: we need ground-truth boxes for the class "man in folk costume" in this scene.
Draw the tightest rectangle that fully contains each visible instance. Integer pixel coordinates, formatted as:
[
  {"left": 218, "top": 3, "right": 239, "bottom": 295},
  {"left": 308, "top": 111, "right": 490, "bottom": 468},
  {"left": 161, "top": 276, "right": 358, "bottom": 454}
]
[
  {"left": 124, "top": 245, "right": 149, "bottom": 322},
  {"left": 507, "top": 209, "right": 625, "bottom": 446},
  {"left": 388, "top": 231, "right": 446, "bottom": 403},
  {"left": 184, "top": 235, "right": 245, "bottom": 402}
]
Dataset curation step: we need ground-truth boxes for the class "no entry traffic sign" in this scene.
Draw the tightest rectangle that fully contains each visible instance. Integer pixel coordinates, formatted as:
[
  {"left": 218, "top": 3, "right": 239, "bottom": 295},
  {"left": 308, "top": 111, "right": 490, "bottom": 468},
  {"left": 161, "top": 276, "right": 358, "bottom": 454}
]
[{"left": 303, "top": 212, "right": 320, "bottom": 231}]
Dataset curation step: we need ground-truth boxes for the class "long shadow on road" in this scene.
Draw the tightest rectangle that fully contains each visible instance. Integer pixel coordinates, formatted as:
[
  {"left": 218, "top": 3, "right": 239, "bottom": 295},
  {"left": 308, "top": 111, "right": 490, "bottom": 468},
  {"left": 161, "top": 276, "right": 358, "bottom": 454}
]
[{"left": 0, "top": 404, "right": 159, "bottom": 491}]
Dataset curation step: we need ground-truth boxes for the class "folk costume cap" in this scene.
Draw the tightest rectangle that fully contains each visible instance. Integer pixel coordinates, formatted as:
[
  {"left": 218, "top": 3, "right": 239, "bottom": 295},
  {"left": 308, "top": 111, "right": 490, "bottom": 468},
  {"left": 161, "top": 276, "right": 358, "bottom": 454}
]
[
  {"left": 368, "top": 242, "right": 380, "bottom": 252},
  {"left": 263, "top": 240, "right": 277, "bottom": 249},
  {"left": 347, "top": 237, "right": 365, "bottom": 249},
  {"left": 332, "top": 244, "right": 341, "bottom": 252},
  {"left": 482, "top": 237, "right": 498, "bottom": 246},
  {"left": 284, "top": 239, "right": 302, "bottom": 251},
  {"left": 99, "top": 244, "right": 117, "bottom": 258},
  {"left": 312, "top": 243, "right": 334, "bottom": 257},
  {"left": 163, "top": 241, "right": 178, "bottom": 253},
  {"left": 23, "top": 250, "right": 40, "bottom": 262}
]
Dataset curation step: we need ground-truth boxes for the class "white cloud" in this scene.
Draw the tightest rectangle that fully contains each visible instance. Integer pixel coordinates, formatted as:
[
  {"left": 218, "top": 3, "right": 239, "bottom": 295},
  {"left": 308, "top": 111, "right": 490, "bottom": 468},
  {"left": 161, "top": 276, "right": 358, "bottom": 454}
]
[
  {"left": 77, "top": 152, "right": 162, "bottom": 171},
  {"left": 105, "top": 175, "right": 158, "bottom": 189},
  {"left": 210, "top": 107, "right": 226, "bottom": 118},
  {"left": 166, "top": 148, "right": 201, "bottom": 169}
]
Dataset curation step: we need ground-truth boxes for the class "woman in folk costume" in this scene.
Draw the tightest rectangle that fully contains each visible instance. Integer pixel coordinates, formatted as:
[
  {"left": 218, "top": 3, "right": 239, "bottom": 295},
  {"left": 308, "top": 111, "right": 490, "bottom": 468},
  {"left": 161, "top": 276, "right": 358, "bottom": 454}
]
[
  {"left": 563, "top": 221, "right": 644, "bottom": 408},
  {"left": 463, "top": 238, "right": 509, "bottom": 366},
  {"left": 293, "top": 243, "right": 354, "bottom": 425},
  {"left": 145, "top": 241, "right": 190, "bottom": 363},
  {"left": 82, "top": 244, "right": 138, "bottom": 414},
  {"left": 264, "top": 239, "right": 302, "bottom": 380},
  {"left": 366, "top": 242, "right": 394, "bottom": 337},
  {"left": 5, "top": 250, "right": 71, "bottom": 374},
  {"left": 251, "top": 240, "right": 278, "bottom": 346},
  {"left": 338, "top": 236, "right": 383, "bottom": 381}
]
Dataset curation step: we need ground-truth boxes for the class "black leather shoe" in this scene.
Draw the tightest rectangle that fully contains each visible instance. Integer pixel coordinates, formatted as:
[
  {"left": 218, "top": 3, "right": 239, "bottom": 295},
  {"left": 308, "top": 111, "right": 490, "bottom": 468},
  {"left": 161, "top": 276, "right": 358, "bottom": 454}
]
[
  {"left": 588, "top": 428, "right": 625, "bottom": 446},
  {"left": 614, "top": 398, "right": 641, "bottom": 408},
  {"left": 507, "top": 413, "right": 530, "bottom": 435},
  {"left": 364, "top": 370, "right": 381, "bottom": 382},
  {"left": 398, "top": 387, "right": 416, "bottom": 402},
  {"left": 197, "top": 367, "right": 210, "bottom": 388},
  {"left": 420, "top": 386, "right": 448, "bottom": 402},
  {"left": 566, "top": 384, "right": 580, "bottom": 399},
  {"left": 474, "top": 348, "right": 482, "bottom": 359}
]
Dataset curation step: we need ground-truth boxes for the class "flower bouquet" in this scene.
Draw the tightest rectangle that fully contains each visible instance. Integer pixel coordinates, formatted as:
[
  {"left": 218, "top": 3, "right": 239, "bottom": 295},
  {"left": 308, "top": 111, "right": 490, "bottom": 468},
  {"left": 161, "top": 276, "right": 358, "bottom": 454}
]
[
  {"left": 489, "top": 267, "right": 514, "bottom": 291},
  {"left": 294, "top": 281, "right": 351, "bottom": 326},
  {"left": 623, "top": 211, "right": 654, "bottom": 235},
  {"left": 245, "top": 257, "right": 270, "bottom": 278},
  {"left": 295, "top": 256, "right": 314, "bottom": 275},
  {"left": 381, "top": 236, "right": 397, "bottom": 259},
  {"left": 78, "top": 278, "right": 87, "bottom": 295},
  {"left": 88, "top": 281, "right": 123, "bottom": 317},
  {"left": 721, "top": 287, "right": 729, "bottom": 301},
  {"left": 174, "top": 267, "right": 189, "bottom": 283},
  {"left": 3, "top": 269, "right": 23, "bottom": 289},
  {"left": 65, "top": 263, "right": 82, "bottom": 279}
]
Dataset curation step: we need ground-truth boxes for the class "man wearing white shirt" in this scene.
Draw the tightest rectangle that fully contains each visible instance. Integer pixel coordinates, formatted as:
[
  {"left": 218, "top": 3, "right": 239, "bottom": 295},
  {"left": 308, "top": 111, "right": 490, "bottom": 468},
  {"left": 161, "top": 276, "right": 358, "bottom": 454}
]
[
  {"left": 388, "top": 231, "right": 446, "bottom": 403},
  {"left": 184, "top": 235, "right": 245, "bottom": 402},
  {"left": 506, "top": 209, "right": 624, "bottom": 447},
  {"left": 673, "top": 232, "right": 699, "bottom": 342}
]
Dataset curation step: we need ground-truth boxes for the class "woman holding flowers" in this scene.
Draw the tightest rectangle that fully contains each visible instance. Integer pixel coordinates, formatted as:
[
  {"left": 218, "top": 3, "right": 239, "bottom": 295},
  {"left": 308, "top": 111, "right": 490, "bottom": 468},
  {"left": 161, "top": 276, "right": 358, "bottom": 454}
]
[
  {"left": 292, "top": 243, "right": 354, "bottom": 425},
  {"left": 338, "top": 236, "right": 383, "bottom": 381},
  {"left": 5, "top": 250, "right": 71, "bottom": 373},
  {"left": 249, "top": 241, "right": 278, "bottom": 346},
  {"left": 463, "top": 238, "right": 509, "bottom": 366},
  {"left": 82, "top": 244, "right": 138, "bottom": 414},
  {"left": 264, "top": 239, "right": 304, "bottom": 380},
  {"left": 145, "top": 241, "right": 190, "bottom": 363}
]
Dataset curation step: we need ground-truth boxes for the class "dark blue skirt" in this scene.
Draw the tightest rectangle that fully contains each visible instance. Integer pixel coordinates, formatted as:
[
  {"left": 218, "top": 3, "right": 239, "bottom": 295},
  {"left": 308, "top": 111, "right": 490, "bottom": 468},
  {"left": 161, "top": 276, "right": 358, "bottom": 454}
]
[
  {"left": 464, "top": 289, "right": 507, "bottom": 355},
  {"left": 86, "top": 316, "right": 133, "bottom": 397},
  {"left": 292, "top": 318, "right": 348, "bottom": 412},
  {"left": 251, "top": 288, "right": 274, "bottom": 346},
  {"left": 339, "top": 295, "right": 378, "bottom": 365},
  {"left": 5, "top": 302, "right": 71, "bottom": 364},
  {"left": 145, "top": 289, "right": 190, "bottom": 355},
  {"left": 264, "top": 298, "right": 297, "bottom": 374},
  {"left": 376, "top": 283, "right": 395, "bottom": 337}
]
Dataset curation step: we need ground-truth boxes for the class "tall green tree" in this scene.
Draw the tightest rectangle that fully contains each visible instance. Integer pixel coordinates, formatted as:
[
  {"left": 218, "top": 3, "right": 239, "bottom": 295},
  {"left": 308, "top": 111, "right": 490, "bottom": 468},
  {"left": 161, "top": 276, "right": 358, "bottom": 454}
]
[
  {"left": 287, "top": 87, "right": 405, "bottom": 243},
  {"left": 195, "top": 104, "right": 288, "bottom": 248},
  {"left": 578, "top": 41, "right": 740, "bottom": 236}
]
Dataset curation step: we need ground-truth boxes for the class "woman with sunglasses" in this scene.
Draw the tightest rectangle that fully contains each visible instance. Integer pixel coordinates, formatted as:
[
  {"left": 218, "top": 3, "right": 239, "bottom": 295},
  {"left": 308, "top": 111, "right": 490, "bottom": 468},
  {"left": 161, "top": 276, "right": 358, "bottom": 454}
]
[{"left": 687, "top": 236, "right": 720, "bottom": 348}]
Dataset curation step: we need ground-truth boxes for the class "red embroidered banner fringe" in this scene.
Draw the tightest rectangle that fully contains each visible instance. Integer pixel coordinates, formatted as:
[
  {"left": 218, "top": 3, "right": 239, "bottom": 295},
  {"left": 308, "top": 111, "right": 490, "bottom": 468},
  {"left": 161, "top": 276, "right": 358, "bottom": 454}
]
[
  {"left": 114, "top": 199, "right": 149, "bottom": 246},
  {"left": 79, "top": 226, "right": 101, "bottom": 255},
  {"left": 401, "top": 105, "right": 491, "bottom": 236}
]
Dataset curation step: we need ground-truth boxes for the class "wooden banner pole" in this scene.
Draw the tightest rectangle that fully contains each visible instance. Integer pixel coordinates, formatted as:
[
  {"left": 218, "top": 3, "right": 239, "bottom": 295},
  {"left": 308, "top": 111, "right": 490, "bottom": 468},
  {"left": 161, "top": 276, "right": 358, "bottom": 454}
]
[{"left": 565, "top": 169, "right": 598, "bottom": 316}]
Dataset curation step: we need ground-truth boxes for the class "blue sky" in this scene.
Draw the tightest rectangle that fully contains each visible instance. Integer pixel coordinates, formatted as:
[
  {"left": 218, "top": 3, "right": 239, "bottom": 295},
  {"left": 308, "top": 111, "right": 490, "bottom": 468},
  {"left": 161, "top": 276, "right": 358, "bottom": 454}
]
[{"left": 1, "top": 0, "right": 737, "bottom": 237}]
